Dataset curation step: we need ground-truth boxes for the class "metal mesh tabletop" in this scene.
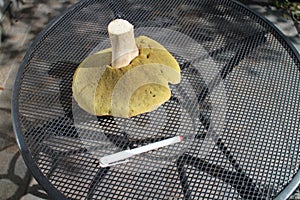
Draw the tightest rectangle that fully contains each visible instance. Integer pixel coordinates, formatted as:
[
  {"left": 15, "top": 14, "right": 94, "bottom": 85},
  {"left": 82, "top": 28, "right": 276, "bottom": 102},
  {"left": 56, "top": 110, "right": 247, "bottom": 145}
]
[{"left": 12, "top": 0, "right": 300, "bottom": 199}]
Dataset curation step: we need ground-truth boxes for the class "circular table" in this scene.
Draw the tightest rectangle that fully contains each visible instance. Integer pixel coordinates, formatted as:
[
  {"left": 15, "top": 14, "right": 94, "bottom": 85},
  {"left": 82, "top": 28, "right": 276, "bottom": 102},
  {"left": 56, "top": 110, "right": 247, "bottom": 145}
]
[{"left": 12, "top": 0, "right": 300, "bottom": 199}]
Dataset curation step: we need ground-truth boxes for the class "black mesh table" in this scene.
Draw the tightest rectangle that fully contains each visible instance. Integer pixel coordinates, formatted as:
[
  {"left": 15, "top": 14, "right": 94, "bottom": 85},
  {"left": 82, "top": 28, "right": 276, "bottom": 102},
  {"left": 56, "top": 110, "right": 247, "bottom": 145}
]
[{"left": 12, "top": 0, "right": 300, "bottom": 199}]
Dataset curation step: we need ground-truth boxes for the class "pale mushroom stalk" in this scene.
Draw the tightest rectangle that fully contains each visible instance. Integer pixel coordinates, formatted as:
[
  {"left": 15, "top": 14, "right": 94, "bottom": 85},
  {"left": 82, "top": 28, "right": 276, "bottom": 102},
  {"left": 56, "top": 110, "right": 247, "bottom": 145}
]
[{"left": 108, "top": 19, "right": 139, "bottom": 68}]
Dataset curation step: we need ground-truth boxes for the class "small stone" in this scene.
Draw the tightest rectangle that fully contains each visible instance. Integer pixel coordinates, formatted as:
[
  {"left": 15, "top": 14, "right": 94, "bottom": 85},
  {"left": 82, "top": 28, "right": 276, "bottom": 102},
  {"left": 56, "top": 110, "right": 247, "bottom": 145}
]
[
  {"left": 21, "top": 193, "right": 47, "bottom": 200},
  {"left": 0, "top": 146, "right": 17, "bottom": 174},
  {"left": 15, "top": 153, "right": 28, "bottom": 179},
  {"left": 0, "top": 179, "right": 18, "bottom": 200}
]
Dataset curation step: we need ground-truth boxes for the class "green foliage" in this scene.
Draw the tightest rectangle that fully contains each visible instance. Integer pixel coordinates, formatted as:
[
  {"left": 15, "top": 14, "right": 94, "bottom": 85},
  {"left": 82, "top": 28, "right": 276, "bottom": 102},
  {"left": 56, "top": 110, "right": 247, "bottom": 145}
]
[
  {"left": 270, "top": 0, "right": 300, "bottom": 11},
  {"left": 271, "top": 0, "right": 290, "bottom": 9},
  {"left": 270, "top": 0, "right": 300, "bottom": 21}
]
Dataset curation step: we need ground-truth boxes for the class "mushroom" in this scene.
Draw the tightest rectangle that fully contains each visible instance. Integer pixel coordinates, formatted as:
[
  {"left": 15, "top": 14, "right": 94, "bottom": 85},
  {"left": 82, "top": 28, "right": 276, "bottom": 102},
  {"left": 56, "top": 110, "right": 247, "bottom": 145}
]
[{"left": 72, "top": 19, "right": 181, "bottom": 118}]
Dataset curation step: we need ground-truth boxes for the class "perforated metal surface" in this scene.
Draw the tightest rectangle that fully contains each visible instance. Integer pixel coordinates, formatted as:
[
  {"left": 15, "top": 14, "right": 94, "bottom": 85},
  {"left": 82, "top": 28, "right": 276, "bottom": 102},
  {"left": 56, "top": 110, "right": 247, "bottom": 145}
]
[{"left": 13, "top": 0, "right": 300, "bottom": 199}]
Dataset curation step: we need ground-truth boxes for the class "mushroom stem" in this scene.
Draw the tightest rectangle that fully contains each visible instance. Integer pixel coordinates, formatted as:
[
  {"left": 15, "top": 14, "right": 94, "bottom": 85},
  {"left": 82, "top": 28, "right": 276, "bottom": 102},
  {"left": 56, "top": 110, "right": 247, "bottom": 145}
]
[{"left": 108, "top": 19, "right": 139, "bottom": 68}]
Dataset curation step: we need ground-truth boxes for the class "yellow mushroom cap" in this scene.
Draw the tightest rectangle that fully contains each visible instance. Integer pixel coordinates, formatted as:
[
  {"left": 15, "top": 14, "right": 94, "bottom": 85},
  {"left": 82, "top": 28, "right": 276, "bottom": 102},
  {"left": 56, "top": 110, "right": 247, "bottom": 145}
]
[{"left": 72, "top": 36, "right": 181, "bottom": 118}]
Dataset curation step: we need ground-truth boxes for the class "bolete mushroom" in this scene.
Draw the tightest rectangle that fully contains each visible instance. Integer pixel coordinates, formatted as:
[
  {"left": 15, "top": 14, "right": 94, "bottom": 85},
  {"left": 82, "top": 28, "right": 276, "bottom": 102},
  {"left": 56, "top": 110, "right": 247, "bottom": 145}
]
[{"left": 72, "top": 19, "right": 181, "bottom": 118}]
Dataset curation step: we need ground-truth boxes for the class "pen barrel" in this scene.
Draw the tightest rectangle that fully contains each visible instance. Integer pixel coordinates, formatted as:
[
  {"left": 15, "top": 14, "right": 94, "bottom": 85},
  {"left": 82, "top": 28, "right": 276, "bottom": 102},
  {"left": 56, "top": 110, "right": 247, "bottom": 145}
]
[
  {"left": 100, "top": 151, "right": 133, "bottom": 166},
  {"left": 100, "top": 136, "right": 182, "bottom": 166},
  {"left": 130, "top": 136, "right": 182, "bottom": 155}
]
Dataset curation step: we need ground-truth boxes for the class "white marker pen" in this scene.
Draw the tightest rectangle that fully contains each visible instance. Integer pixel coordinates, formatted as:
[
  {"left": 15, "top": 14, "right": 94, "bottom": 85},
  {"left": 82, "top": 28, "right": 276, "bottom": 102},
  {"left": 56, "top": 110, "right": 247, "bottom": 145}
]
[{"left": 100, "top": 135, "right": 183, "bottom": 167}]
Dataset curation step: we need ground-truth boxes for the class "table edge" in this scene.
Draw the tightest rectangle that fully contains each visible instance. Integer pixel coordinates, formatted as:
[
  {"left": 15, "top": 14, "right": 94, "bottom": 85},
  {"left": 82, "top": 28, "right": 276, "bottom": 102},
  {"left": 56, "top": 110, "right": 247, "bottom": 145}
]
[
  {"left": 234, "top": 1, "right": 300, "bottom": 198},
  {"left": 11, "top": 1, "right": 89, "bottom": 199}
]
